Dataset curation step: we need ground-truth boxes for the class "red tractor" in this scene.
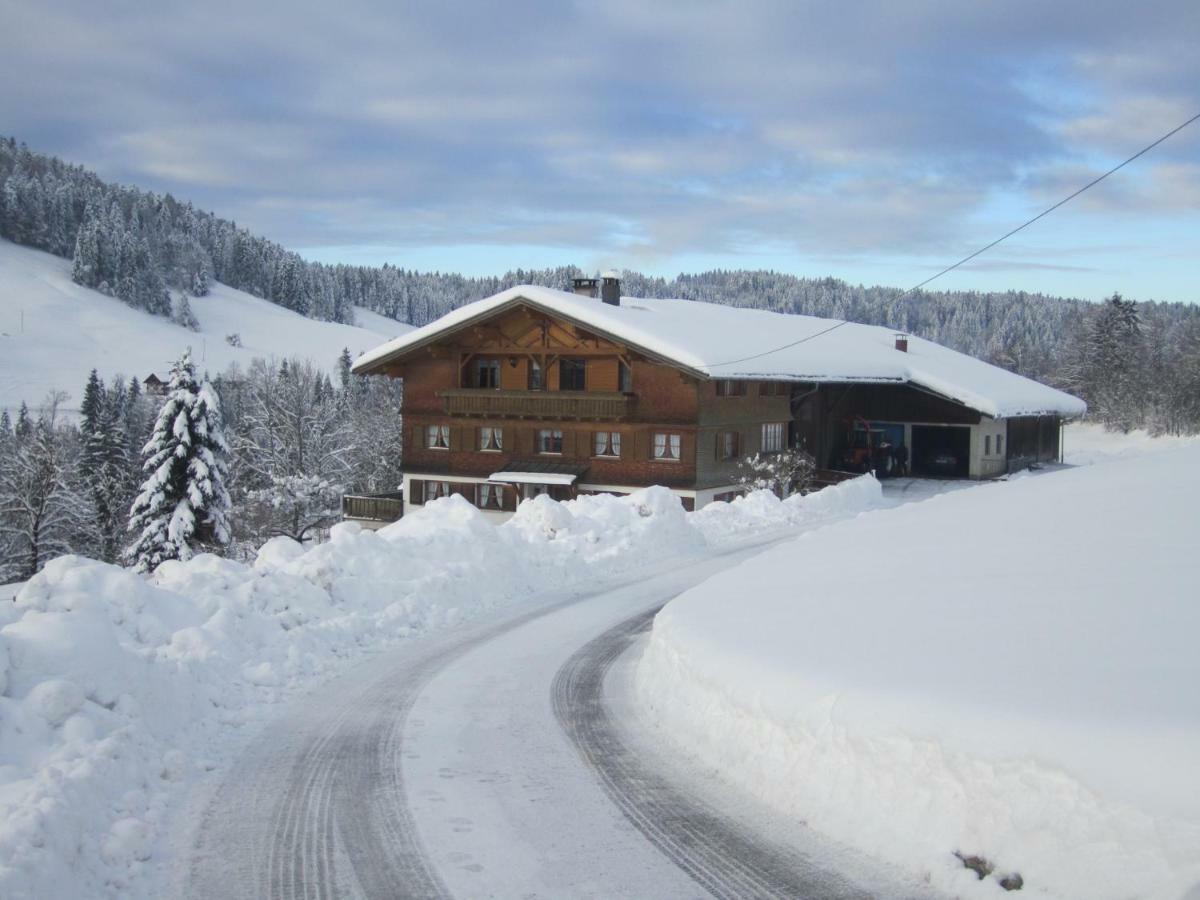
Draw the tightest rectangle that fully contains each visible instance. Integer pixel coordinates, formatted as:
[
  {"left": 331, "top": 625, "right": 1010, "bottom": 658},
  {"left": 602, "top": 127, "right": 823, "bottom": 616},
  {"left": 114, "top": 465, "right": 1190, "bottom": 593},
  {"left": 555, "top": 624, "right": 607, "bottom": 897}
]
[{"left": 836, "top": 416, "right": 895, "bottom": 476}]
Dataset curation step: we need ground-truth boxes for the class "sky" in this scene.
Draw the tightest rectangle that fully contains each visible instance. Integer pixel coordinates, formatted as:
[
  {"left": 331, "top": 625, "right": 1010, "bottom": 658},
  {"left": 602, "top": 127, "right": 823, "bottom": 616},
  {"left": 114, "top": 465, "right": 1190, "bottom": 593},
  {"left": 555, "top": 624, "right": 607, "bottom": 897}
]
[{"left": 2, "top": 0, "right": 1197, "bottom": 303}]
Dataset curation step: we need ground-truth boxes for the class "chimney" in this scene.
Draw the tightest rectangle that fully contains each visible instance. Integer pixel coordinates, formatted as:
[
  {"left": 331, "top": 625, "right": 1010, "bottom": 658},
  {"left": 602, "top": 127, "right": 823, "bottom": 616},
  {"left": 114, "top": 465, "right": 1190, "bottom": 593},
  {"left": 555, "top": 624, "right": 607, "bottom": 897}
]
[
  {"left": 894, "top": 333, "right": 908, "bottom": 353},
  {"left": 571, "top": 277, "right": 599, "bottom": 298},
  {"left": 601, "top": 271, "right": 620, "bottom": 306}
]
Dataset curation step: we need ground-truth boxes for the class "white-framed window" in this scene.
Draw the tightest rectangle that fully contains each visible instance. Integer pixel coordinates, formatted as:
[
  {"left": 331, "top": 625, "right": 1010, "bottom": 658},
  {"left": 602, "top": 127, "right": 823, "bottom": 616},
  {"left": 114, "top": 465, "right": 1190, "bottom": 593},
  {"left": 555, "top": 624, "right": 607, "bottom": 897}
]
[
  {"left": 985, "top": 434, "right": 992, "bottom": 455},
  {"left": 476, "top": 482, "right": 504, "bottom": 510},
  {"left": 538, "top": 429, "right": 564, "bottom": 454},
  {"left": 426, "top": 424, "right": 450, "bottom": 450},
  {"left": 479, "top": 426, "right": 503, "bottom": 452},
  {"left": 997, "top": 435, "right": 1004, "bottom": 456},
  {"left": 653, "top": 432, "right": 681, "bottom": 461},
  {"left": 529, "top": 358, "right": 544, "bottom": 390},
  {"left": 717, "top": 430, "right": 740, "bottom": 460},
  {"left": 761, "top": 422, "right": 785, "bottom": 453},
  {"left": 594, "top": 431, "right": 622, "bottom": 457}
]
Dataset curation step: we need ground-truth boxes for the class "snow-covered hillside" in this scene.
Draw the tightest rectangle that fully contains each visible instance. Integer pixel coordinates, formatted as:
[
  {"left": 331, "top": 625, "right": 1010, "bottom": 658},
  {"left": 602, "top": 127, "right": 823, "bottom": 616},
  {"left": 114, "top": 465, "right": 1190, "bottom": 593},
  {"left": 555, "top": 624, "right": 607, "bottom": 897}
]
[
  {"left": 0, "top": 239, "right": 410, "bottom": 413},
  {"left": 636, "top": 444, "right": 1200, "bottom": 899}
]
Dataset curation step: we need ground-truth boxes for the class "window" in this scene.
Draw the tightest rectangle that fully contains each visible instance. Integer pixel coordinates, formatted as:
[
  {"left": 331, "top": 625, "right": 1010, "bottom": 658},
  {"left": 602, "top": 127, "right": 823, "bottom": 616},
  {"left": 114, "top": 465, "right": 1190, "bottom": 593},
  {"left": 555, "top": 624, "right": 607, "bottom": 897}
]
[
  {"left": 473, "top": 358, "right": 500, "bottom": 388},
  {"left": 528, "top": 358, "right": 543, "bottom": 390},
  {"left": 559, "top": 358, "right": 586, "bottom": 391},
  {"left": 618, "top": 360, "right": 632, "bottom": 393},
  {"left": 997, "top": 435, "right": 1004, "bottom": 456},
  {"left": 985, "top": 435, "right": 992, "bottom": 456},
  {"left": 523, "top": 483, "right": 550, "bottom": 501},
  {"left": 761, "top": 422, "right": 785, "bottom": 453},
  {"left": 538, "top": 429, "right": 564, "bottom": 454},
  {"left": 715, "top": 379, "right": 745, "bottom": 397},
  {"left": 759, "top": 381, "right": 786, "bottom": 397},
  {"left": 426, "top": 424, "right": 450, "bottom": 450},
  {"left": 479, "top": 426, "right": 503, "bottom": 452},
  {"left": 594, "top": 431, "right": 622, "bottom": 457},
  {"left": 476, "top": 483, "right": 504, "bottom": 510},
  {"left": 713, "top": 489, "right": 745, "bottom": 503},
  {"left": 717, "top": 430, "right": 740, "bottom": 461},
  {"left": 653, "top": 432, "right": 681, "bottom": 461},
  {"left": 416, "top": 480, "right": 451, "bottom": 503}
]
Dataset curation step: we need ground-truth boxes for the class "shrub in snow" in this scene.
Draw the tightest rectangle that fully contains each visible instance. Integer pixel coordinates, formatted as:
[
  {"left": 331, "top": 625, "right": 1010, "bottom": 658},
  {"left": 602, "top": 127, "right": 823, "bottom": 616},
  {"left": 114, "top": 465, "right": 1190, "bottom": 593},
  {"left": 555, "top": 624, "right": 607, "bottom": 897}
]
[
  {"left": 736, "top": 446, "right": 816, "bottom": 498},
  {"left": 224, "top": 333, "right": 242, "bottom": 348},
  {"left": 126, "top": 350, "right": 232, "bottom": 572}
]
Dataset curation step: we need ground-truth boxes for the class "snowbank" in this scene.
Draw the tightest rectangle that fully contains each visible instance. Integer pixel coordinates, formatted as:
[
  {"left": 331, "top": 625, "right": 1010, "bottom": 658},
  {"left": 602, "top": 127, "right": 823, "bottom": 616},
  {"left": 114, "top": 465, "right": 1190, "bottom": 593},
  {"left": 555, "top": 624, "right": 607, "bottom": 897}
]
[
  {"left": 636, "top": 446, "right": 1200, "bottom": 899},
  {"left": 0, "top": 479, "right": 883, "bottom": 897}
]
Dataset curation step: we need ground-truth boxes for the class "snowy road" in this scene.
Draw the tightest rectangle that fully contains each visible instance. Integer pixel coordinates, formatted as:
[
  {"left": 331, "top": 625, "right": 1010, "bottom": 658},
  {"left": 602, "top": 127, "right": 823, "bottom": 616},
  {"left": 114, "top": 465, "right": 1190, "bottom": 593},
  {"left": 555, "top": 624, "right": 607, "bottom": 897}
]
[{"left": 183, "top": 543, "right": 927, "bottom": 899}]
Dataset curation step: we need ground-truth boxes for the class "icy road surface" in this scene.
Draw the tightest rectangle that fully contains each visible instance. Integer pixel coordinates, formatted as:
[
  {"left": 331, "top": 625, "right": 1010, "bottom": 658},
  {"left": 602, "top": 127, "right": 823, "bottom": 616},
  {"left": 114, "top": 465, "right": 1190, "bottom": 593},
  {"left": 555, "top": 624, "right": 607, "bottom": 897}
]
[{"left": 182, "top": 540, "right": 930, "bottom": 899}]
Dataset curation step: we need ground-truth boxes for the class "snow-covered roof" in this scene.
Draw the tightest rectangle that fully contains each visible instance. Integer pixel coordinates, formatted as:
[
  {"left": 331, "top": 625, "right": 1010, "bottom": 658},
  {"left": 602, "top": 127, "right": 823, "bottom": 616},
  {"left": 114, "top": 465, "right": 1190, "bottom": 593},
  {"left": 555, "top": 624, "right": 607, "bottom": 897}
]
[{"left": 353, "top": 285, "right": 1086, "bottom": 419}]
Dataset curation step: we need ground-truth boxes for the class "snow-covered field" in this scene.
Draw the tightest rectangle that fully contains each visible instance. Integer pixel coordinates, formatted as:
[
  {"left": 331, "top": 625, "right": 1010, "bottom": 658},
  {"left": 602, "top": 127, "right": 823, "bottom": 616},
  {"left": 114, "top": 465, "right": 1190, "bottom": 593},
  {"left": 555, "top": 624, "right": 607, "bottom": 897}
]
[
  {"left": 0, "top": 478, "right": 884, "bottom": 898},
  {"left": 0, "top": 239, "right": 409, "bottom": 413},
  {"left": 636, "top": 435, "right": 1200, "bottom": 899},
  {"left": 1063, "top": 420, "right": 1200, "bottom": 466}
]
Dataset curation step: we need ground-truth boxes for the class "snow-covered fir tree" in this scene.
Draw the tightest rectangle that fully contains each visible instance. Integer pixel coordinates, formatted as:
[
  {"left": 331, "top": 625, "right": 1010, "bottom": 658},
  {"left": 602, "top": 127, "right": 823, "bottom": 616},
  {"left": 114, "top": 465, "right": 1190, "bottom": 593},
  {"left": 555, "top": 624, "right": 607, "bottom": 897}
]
[
  {"left": 126, "top": 350, "right": 232, "bottom": 572},
  {"left": 0, "top": 394, "right": 88, "bottom": 579},
  {"left": 174, "top": 292, "right": 200, "bottom": 330}
]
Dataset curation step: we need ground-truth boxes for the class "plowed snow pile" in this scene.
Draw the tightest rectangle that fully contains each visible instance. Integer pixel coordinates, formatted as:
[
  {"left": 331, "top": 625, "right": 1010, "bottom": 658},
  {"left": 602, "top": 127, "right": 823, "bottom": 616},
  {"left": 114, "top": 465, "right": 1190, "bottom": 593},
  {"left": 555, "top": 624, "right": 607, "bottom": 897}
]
[
  {"left": 636, "top": 445, "right": 1200, "bottom": 899},
  {"left": 0, "top": 479, "right": 883, "bottom": 897}
]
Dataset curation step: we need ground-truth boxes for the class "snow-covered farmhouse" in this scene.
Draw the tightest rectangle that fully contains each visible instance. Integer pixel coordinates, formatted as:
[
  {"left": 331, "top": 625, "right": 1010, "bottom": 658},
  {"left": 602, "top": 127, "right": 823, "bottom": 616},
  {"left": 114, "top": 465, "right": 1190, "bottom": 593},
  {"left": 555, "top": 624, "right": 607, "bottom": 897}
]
[{"left": 349, "top": 276, "right": 1084, "bottom": 521}]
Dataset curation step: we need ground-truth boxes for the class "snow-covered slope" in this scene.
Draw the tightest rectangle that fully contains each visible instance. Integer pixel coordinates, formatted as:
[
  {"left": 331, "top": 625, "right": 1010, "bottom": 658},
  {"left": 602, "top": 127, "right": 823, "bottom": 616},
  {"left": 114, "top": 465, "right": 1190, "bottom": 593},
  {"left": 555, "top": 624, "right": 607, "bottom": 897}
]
[
  {"left": 0, "top": 239, "right": 412, "bottom": 412},
  {"left": 636, "top": 446, "right": 1200, "bottom": 899}
]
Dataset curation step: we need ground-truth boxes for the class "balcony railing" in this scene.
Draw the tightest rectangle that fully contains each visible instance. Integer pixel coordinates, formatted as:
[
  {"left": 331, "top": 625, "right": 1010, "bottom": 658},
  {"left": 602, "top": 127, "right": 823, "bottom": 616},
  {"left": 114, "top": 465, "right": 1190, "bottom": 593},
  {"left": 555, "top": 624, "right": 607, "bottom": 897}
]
[
  {"left": 440, "top": 389, "right": 633, "bottom": 420},
  {"left": 342, "top": 491, "right": 405, "bottom": 523}
]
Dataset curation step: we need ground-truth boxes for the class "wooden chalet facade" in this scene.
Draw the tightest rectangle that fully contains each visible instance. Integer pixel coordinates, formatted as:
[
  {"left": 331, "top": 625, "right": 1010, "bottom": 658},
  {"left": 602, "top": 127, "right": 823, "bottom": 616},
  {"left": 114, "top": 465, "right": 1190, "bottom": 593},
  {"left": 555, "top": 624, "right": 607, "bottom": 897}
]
[{"left": 350, "top": 277, "right": 1085, "bottom": 522}]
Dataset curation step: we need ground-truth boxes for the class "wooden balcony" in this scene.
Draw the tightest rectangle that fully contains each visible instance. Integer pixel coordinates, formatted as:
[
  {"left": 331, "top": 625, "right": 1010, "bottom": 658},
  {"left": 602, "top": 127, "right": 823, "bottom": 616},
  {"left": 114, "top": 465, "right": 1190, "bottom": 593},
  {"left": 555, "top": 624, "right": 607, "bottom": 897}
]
[
  {"left": 440, "top": 389, "right": 633, "bottom": 420},
  {"left": 342, "top": 491, "right": 404, "bottom": 523}
]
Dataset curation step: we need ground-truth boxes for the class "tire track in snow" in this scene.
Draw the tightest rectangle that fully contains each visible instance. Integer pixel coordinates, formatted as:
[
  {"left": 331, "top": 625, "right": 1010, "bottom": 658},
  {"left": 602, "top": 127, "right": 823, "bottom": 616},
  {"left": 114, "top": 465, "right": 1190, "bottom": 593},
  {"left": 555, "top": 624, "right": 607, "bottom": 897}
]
[
  {"left": 186, "top": 599, "right": 587, "bottom": 900},
  {"left": 552, "top": 607, "right": 878, "bottom": 900}
]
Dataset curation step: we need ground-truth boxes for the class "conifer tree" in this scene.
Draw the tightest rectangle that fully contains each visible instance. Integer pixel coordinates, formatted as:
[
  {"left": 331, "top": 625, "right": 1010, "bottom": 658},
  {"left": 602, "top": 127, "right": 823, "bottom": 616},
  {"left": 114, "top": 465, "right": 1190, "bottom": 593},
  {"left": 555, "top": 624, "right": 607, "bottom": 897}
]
[{"left": 126, "top": 350, "right": 231, "bottom": 571}]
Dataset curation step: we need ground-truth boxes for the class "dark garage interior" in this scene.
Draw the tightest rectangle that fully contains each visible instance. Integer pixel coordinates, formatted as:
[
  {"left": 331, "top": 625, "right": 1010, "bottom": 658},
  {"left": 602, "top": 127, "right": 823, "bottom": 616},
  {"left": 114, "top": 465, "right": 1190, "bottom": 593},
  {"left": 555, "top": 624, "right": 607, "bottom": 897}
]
[{"left": 911, "top": 425, "right": 970, "bottom": 478}]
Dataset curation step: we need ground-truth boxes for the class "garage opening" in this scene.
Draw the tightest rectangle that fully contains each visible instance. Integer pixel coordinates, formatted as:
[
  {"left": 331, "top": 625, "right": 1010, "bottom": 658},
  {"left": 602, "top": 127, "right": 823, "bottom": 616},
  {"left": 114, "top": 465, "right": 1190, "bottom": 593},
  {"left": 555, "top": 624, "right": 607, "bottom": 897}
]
[{"left": 911, "top": 425, "right": 970, "bottom": 478}]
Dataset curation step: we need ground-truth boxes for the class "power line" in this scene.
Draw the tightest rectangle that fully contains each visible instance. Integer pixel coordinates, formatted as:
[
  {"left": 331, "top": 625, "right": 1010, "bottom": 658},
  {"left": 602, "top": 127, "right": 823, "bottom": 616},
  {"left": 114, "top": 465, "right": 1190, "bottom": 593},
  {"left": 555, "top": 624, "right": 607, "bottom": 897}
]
[{"left": 707, "top": 110, "right": 1200, "bottom": 370}]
